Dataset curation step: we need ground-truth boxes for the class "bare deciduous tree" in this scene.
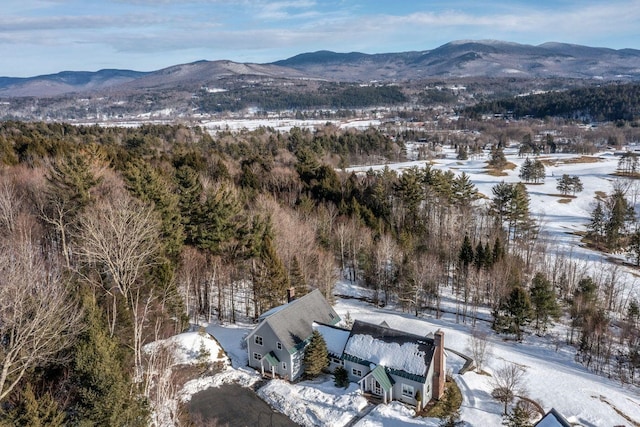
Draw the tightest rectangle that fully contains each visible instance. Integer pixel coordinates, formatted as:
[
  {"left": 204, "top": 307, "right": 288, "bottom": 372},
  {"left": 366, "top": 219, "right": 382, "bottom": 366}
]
[
  {"left": 491, "top": 362, "right": 528, "bottom": 415},
  {"left": 0, "top": 233, "right": 82, "bottom": 401},
  {"left": 75, "top": 194, "right": 161, "bottom": 337},
  {"left": 467, "top": 329, "right": 492, "bottom": 373},
  {"left": 0, "top": 180, "right": 21, "bottom": 235},
  {"left": 74, "top": 193, "right": 161, "bottom": 376}
]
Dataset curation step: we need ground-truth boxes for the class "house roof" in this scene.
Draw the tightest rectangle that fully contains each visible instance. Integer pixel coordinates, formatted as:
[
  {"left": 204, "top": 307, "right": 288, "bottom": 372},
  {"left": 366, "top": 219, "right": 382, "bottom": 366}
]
[
  {"left": 534, "top": 408, "right": 572, "bottom": 427},
  {"left": 313, "top": 322, "right": 350, "bottom": 357},
  {"left": 251, "top": 289, "right": 340, "bottom": 353},
  {"left": 360, "top": 365, "right": 394, "bottom": 392},
  {"left": 343, "top": 320, "right": 436, "bottom": 379}
]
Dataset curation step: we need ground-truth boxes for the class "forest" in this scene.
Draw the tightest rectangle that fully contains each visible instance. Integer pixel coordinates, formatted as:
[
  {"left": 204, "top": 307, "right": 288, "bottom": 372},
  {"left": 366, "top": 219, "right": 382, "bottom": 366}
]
[
  {"left": 463, "top": 82, "right": 640, "bottom": 122},
  {"left": 0, "top": 118, "right": 638, "bottom": 425},
  {"left": 196, "top": 82, "right": 407, "bottom": 112}
]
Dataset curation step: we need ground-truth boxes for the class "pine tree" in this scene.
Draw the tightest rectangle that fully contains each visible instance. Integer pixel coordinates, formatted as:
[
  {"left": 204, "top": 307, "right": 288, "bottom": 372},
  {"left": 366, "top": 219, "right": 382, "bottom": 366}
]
[
  {"left": 254, "top": 228, "right": 291, "bottom": 312},
  {"left": 502, "top": 404, "right": 533, "bottom": 427},
  {"left": 5, "top": 384, "right": 66, "bottom": 427},
  {"left": 492, "top": 236, "right": 504, "bottom": 263},
  {"left": 452, "top": 172, "right": 479, "bottom": 208},
  {"left": 474, "top": 241, "right": 485, "bottom": 270},
  {"left": 289, "top": 256, "right": 309, "bottom": 297},
  {"left": 459, "top": 234, "right": 474, "bottom": 274},
  {"left": 494, "top": 286, "right": 531, "bottom": 341},
  {"left": 531, "top": 159, "right": 545, "bottom": 183},
  {"left": 606, "top": 189, "right": 634, "bottom": 251},
  {"left": 438, "top": 385, "right": 463, "bottom": 427},
  {"left": 456, "top": 144, "right": 468, "bottom": 160},
  {"left": 303, "top": 330, "right": 329, "bottom": 378},
  {"left": 519, "top": 157, "right": 533, "bottom": 182},
  {"left": 529, "top": 273, "right": 560, "bottom": 333},
  {"left": 175, "top": 165, "right": 203, "bottom": 244},
  {"left": 489, "top": 145, "right": 507, "bottom": 170},
  {"left": 71, "top": 297, "right": 149, "bottom": 427},
  {"left": 123, "top": 159, "right": 184, "bottom": 260},
  {"left": 333, "top": 366, "right": 349, "bottom": 388},
  {"left": 556, "top": 174, "right": 572, "bottom": 195},
  {"left": 587, "top": 201, "right": 606, "bottom": 245}
]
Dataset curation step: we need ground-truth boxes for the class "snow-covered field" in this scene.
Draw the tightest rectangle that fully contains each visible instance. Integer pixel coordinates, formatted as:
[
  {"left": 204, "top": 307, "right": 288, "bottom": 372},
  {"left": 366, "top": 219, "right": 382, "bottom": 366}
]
[{"left": 165, "top": 145, "right": 640, "bottom": 426}]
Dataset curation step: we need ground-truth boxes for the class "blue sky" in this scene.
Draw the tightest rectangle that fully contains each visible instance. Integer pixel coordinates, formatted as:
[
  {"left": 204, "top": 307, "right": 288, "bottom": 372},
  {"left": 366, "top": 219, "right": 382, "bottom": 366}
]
[{"left": 1, "top": 0, "right": 639, "bottom": 77}]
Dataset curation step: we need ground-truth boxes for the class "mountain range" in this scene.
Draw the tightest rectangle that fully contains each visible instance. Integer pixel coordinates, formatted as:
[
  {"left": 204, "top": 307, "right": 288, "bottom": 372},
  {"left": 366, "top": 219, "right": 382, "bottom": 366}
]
[{"left": 2, "top": 40, "right": 640, "bottom": 98}]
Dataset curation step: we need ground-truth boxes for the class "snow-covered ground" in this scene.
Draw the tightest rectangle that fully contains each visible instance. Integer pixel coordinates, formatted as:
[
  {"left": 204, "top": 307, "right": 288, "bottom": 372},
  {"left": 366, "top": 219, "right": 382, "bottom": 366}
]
[
  {"left": 346, "top": 146, "right": 640, "bottom": 304},
  {"left": 159, "top": 145, "right": 640, "bottom": 426}
]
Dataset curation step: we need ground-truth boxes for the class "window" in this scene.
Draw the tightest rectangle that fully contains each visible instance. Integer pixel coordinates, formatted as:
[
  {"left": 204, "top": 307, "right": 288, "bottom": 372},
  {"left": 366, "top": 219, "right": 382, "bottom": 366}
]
[
  {"left": 253, "top": 353, "right": 262, "bottom": 361},
  {"left": 276, "top": 342, "right": 282, "bottom": 350},
  {"left": 332, "top": 357, "right": 342, "bottom": 365},
  {"left": 254, "top": 336, "right": 263, "bottom": 346},
  {"left": 402, "top": 384, "right": 414, "bottom": 398},
  {"left": 352, "top": 368, "right": 362, "bottom": 377},
  {"left": 282, "top": 362, "right": 287, "bottom": 370}
]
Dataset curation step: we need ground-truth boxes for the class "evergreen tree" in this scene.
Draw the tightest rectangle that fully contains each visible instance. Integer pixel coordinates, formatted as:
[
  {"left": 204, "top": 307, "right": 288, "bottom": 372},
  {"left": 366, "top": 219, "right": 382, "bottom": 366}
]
[
  {"left": 333, "top": 366, "right": 349, "bottom": 388},
  {"left": 606, "top": 189, "right": 634, "bottom": 251},
  {"left": 492, "top": 236, "right": 504, "bottom": 263},
  {"left": 494, "top": 286, "right": 531, "bottom": 341},
  {"left": 502, "top": 403, "right": 533, "bottom": 427},
  {"left": 123, "top": 159, "right": 184, "bottom": 260},
  {"left": 452, "top": 172, "right": 479, "bottom": 208},
  {"left": 529, "top": 273, "right": 560, "bottom": 333},
  {"left": 195, "top": 183, "right": 243, "bottom": 255},
  {"left": 254, "top": 228, "right": 291, "bottom": 312},
  {"left": 438, "top": 385, "right": 463, "bottom": 427},
  {"left": 458, "top": 234, "right": 474, "bottom": 274},
  {"left": 556, "top": 174, "right": 572, "bottom": 195},
  {"left": 489, "top": 145, "right": 507, "bottom": 170},
  {"left": 303, "top": 330, "right": 329, "bottom": 378},
  {"left": 4, "top": 384, "right": 65, "bottom": 427},
  {"left": 174, "top": 165, "right": 203, "bottom": 244},
  {"left": 71, "top": 297, "right": 149, "bottom": 426},
  {"left": 587, "top": 201, "right": 607, "bottom": 245},
  {"left": 474, "top": 241, "right": 485, "bottom": 270},
  {"left": 531, "top": 159, "right": 545, "bottom": 183},
  {"left": 569, "top": 176, "right": 584, "bottom": 195},
  {"left": 289, "top": 256, "right": 309, "bottom": 297},
  {"left": 519, "top": 157, "right": 533, "bottom": 182},
  {"left": 456, "top": 145, "right": 468, "bottom": 160}
]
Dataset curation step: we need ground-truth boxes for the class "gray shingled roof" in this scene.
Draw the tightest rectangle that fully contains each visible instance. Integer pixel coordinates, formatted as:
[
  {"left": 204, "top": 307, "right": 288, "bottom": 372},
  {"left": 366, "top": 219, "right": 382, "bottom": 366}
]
[{"left": 262, "top": 289, "right": 339, "bottom": 353}]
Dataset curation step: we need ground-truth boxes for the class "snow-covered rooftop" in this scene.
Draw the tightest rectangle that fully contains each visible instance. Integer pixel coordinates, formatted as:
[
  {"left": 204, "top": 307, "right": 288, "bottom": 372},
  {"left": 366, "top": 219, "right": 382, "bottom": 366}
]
[
  {"left": 313, "top": 322, "right": 350, "bottom": 357},
  {"left": 343, "top": 320, "right": 435, "bottom": 377}
]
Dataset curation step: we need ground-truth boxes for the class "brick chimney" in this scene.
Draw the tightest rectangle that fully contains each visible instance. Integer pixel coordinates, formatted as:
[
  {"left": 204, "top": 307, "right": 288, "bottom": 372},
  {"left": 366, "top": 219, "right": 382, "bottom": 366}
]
[
  {"left": 287, "top": 287, "right": 295, "bottom": 303},
  {"left": 432, "top": 329, "right": 445, "bottom": 400}
]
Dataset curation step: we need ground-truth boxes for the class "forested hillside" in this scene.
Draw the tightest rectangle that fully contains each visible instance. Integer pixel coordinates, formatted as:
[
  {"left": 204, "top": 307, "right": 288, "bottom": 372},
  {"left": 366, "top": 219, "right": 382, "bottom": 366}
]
[
  {"left": 0, "top": 120, "right": 638, "bottom": 425},
  {"left": 464, "top": 83, "right": 640, "bottom": 122}
]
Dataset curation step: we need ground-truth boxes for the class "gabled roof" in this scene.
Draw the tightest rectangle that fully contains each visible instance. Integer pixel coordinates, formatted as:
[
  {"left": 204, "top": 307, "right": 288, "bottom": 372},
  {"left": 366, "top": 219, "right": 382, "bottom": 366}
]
[
  {"left": 343, "top": 320, "right": 436, "bottom": 380},
  {"left": 534, "top": 408, "right": 572, "bottom": 427},
  {"left": 250, "top": 289, "right": 340, "bottom": 353},
  {"left": 361, "top": 365, "right": 394, "bottom": 392}
]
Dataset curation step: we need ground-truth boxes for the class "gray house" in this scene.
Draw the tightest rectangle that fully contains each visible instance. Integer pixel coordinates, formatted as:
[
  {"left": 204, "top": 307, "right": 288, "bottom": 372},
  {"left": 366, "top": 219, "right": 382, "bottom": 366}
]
[
  {"left": 246, "top": 289, "right": 340, "bottom": 381},
  {"left": 341, "top": 320, "right": 446, "bottom": 408}
]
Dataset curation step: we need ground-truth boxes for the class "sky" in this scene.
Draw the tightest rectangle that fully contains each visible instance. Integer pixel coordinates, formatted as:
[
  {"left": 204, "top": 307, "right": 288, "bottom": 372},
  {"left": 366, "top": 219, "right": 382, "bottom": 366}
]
[{"left": 1, "top": 0, "right": 639, "bottom": 77}]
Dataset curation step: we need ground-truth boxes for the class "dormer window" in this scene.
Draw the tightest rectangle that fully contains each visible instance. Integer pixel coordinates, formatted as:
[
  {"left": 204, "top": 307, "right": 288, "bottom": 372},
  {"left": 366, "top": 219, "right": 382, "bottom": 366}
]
[{"left": 255, "top": 335, "right": 263, "bottom": 346}]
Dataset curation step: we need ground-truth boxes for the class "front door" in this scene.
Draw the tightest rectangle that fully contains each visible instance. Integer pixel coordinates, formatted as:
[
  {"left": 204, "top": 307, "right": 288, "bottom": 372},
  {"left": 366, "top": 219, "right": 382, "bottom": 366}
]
[{"left": 373, "top": 380, "right": 382, "bottom": 396}]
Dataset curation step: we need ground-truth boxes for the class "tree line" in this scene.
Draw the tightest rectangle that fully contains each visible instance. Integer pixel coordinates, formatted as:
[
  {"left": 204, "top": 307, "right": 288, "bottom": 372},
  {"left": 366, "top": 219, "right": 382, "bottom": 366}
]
[{"left": 464, "top": 82, "right": 640, "bottom": 122}]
